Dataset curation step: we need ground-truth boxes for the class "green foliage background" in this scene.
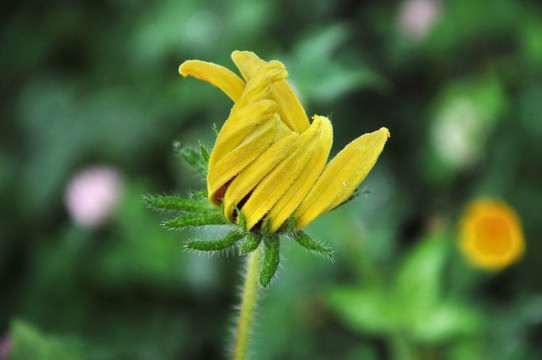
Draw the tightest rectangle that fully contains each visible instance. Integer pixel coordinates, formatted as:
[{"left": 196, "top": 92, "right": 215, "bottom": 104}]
[{"left": 1, "top": 0, "right": 542, "bottom": 359}]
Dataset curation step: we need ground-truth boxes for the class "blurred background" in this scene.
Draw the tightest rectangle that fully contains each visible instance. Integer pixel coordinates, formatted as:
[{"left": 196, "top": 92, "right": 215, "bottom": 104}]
[{"left": 1, "top": 0, "right": 541, "bottom": 359}]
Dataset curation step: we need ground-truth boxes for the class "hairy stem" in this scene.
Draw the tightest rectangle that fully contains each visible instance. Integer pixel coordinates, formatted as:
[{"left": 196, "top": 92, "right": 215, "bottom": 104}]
[{"left": 232, "top": 247, "right": 263, "bottom": 360}]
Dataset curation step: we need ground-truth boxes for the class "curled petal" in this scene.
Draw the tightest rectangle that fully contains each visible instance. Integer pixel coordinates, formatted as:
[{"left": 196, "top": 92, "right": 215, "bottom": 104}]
[
  {"left": 265, "top": 116, "right": 333, "bottom": 232},
  {"left": 207, "top": 115, "right": 282, "bottom": 205},
  {"left": 241, "top": 115, "right": 331, "bottom": 230},
  {"left": 231, "top": 50, "right": 266, "bottom": 79},
  {"left": 223, "top": 132, "right": 299, "bottom": 223},
  {"left": 232, "top": 60, "right": 288, "bottom": 112},
  {"left": 179, "top": 60, "right": 245, "bottom": 101},
  {"left": 208, "top": 99, "right": 279, "bottom": 170},
  {"left": 208, "top": 62, "right": 289, "bottom": 174},
  {"left": 232, "top": 51, "right": 310, "bottom": 134},
  {"left": 209, "top": 62, "right": 294, "bottom": 173},
  {"left": 294, "top": 127, "right": 390, "bottom": 229}
]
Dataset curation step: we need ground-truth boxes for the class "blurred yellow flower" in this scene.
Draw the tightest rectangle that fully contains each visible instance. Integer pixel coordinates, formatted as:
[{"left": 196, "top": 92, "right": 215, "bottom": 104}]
[
  {"left": 179, "top": 51, "right": 389, "bottom": 232},
  {"left": 458, "top": 198, "right": 525, "bottom": 271}
]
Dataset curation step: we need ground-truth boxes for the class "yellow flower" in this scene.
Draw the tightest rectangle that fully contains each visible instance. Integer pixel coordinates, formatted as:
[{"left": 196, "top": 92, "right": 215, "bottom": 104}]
[
  {"left": 179, "top": 51, "right": 389, "bottom": 233},
  {"left": 458, "top": 198, "right": 525, "bottom": 271}
]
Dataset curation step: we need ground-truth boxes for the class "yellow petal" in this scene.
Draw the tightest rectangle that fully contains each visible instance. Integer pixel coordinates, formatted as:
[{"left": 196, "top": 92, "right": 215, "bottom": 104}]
[
  {"left": 179, "top": 60, "right": 245, "bottom": 101},
  {"left": 232, "top": 51, "right": 310, "bottom": 133},
  {"left": 207, "top": 115, "right": 281, "bottom": 205},
  {"left": 231, "top": 60, "right": 288, "bottom": 112},
  {"left": 208, "top": 62, "right": 290, "bottom": 171},
  {"left": 222, "top": 132, "right": 299, "bottom": 222},
  {"left": 294, "top": 127, "right": 390, "bottom": 229},
  {"left": 265, "top": 115, "right": 333, "bottom": 232},
  {"left": 240, "top": 115, "right": 330, "bottom": 230},
  {"left": 230, "top": 50, "right": 266, "bottom": 79},
  {"left": 208, "top": 99, "right": 279, "bottom": 170}
]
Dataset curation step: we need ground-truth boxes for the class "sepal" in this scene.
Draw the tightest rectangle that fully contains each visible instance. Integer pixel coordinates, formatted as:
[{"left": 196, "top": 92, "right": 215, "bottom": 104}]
[
  {"left": 186, "top": 230, "right": 245, "bottom": 251},
  {"left": 282, "top": 217, "right": 297, "bottom": 233},
  {"left": 174, "top": 141, "right": 208, "bottom": 177},
  {"left": 232, "top": 203, "right": 247, "bottom": 229},
  {"left": 199, "top": 142, "right": 210, "bottom": 163},
  {"left": 260, "top": 237, "right": 280, "bottom": 287},
  {"left": 333, "top": 189, "right": 372, "bottom": 211},
  {"left": 240, "top": 233, "right": 262, "bottom": 254},
  {"left": 143, "top": 194, "right": 218, "bottom": 213},
  {"left": 163, "top": 213, "right": 228, "bottom": 228},
  {"left": 259, "top": 219, "right": 271, "bottom": 235},
  {"left": 192, "top": 191, "right": 209, "bottom": 198},
  {"left": 292, "top": 231, "right": 334, "bottom": 261}
]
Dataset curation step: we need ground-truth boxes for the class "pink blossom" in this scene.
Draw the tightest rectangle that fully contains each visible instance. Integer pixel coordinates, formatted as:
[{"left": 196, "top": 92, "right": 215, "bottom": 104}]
[
  {"left": 64, "top": 165, "right": 124, "bottom": 227},
  {"left": 398, "top": 0, "right": 442, "bottom": 40},
  {"left": 0, "top": 334, "right": 11, "bottom": 359}
]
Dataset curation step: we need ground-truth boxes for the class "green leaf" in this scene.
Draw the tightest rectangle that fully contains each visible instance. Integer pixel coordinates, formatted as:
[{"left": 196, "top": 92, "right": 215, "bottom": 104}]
[
  {"left": 143, "top": 195, "right": 219, "bottom": 213},
  {"left": 327, "top": 287, "right": 394, "bottom": 336},
  {"left": 292, "top": 231, "right": 334, "bottom": 261},
  {"left": 9, "top": 320, "right": 84, "bottom": 360},
  {"left": 410, "top": 301, "right": 484, "bottom": 344},
  {"left": 162, "top": 213, "right": 228, "bottom": 228},
  {"left": 240, "top": 233, "right": 262, "bottom": 254},
  {"left": 185, "top": 230, "right": 245, "bottom": 251},
  {"left": 394, "top": 233, "right": 450, "bottom": 321},
  {"left": 174, "top": 142, "right": 208, "bottom": 177},
  {"left": 260, "top": 237, "right": 280, "bottom": 287}
]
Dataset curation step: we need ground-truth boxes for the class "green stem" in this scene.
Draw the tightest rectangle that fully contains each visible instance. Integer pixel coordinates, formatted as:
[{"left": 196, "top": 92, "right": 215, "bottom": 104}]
[{"left": 232, "top": 247, "right": 263, "bottom": 360}]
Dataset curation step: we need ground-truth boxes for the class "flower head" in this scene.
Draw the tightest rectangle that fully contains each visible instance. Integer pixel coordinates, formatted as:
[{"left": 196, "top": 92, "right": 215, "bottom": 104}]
[
  {"left": 179, "top": 51, "right": 389, "bottom": 233},
  {"left": 146, "top": 51, "right": 389, "bottom": 286},
  {"left": 458, "top": 198, "right": 525, "bottom": 271}
]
